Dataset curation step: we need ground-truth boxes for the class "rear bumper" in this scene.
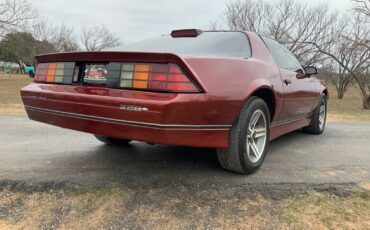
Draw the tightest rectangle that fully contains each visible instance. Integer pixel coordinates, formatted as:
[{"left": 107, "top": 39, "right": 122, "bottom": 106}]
[
  {"left": 21, "top": 83, "right": 232, "bottom": 148},
  {"left": 25, "top": 106, "right": 229, "bottom": 147}
]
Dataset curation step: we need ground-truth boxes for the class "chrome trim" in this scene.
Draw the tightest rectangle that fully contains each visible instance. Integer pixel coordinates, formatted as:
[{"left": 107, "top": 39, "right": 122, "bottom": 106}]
[
  {"left": 281, "top": 97, "right": 318, "bottom": 101},
  {"left": 25, "top": 106, "right": 232, "bottom": 130},
  {"left": 23, "top": 96, "right": 48, "bottom": 100},
  {"left": 270, "top": 114, "right": 311, "bottom": 127},
  {"left": 319, "top": 99, "right": 326, "bottom": 130}
]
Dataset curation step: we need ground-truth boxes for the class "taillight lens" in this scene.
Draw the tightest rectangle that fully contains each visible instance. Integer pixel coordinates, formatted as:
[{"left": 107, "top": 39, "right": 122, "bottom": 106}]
[
  {"left": 119, "top": 63, "right": 200, "bottom": 92},
  {"left": 34, "top": 62, "right": 76, "bottom": 84},
  {"left": 34, "top": 62, "right": 200, "bottom": 93}
]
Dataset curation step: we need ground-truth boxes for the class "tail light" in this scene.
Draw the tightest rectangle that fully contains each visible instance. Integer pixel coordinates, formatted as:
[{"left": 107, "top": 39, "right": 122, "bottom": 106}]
[
  {"left": 34, "top": 62, "right": 200, "bottom": 93},
  {"left": 119, "top": 63, "right": 200, "bottom": 92},
  {"left": 34, "top": 62, "right": 76, "bottom": 84}
]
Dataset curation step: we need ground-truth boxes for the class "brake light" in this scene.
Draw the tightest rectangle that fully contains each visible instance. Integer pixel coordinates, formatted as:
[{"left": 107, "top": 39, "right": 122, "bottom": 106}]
[
  {"left": 171, "top": 29, "right": 203, "bottom": 38},
  {"left": 34, "top": 62, "right": 75, "bottom": 84},
  {"left": 119, "top": 63, "right": 200, "bottom": 92}
]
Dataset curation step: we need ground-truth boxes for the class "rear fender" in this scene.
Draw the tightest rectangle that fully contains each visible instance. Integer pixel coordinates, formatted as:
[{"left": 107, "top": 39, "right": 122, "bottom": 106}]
[
  {"left": 235, "top": 78, "right": 277, "bottom": 121},
  {"left": 244, "top": 78, "right": 275, "bottom": 101}
]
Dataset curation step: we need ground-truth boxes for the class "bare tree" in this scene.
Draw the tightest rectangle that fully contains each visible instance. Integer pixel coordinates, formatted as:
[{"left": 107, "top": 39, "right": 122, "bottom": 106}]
[
  {"left": 353, "top": 0, "right": 370, "bottom": 17},
  {"left": 30, "top": 18, "right": 53, "bottom": 41},
  {"left": 1, "top": 1, "right": 121, "bottom": 53},
  {"left": 220, "top": 0, "right": 370, "bottom": 108},
  {"left": 307, "top": 13, "right": 370, "bottom": 108},
  {"left": 326, "top": 63, "right": 353, "bottom": 99},
  {"left": 0, "top": 0, "right": 36, "bottom": 38},
  {"left": 269, "top": 0, "right": 337, "bottom": 65},
  {"left": 204, "top": 20, "right": 219, "bottom": 30},
  {"left": 30, "top": 19, "right": 79, "bottom": 52},
  {"left": 223, "top": 0, "right": 271, "bottom": 33},
  {"left": 222, "top": 0, "right": 337, "bottom": 65},
  {"left": 319, "top": 15, "right": 367, "bottom": 100},
  {"left": 51, "top": 24, "right": 79, "bottom": 52},
  {"left": 351, "top": 0, "right": 370, "bottom": 50},
  {"left": 80, "top": 25, "right": 120, "bottom": 51}
]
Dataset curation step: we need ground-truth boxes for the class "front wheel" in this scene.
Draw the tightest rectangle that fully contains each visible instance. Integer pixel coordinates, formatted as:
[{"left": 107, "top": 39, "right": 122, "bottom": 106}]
[
  {"left": 94, "top": 135, "right": 132, "bottom": 146},
  {"left": 217, "top": 97, "right": 270, "bottom": 174},
  {"left": 303, "top": 94, "right": 327, "bottom": 134}
]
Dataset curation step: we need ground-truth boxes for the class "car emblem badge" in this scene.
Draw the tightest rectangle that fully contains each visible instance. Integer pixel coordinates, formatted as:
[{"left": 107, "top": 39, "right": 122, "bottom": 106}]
[{"left": 119, "top": 105, "right": 149, "bottom": 111}]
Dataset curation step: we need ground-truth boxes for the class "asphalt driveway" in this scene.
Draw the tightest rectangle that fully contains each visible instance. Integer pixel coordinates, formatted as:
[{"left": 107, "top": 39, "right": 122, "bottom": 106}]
[{"left": 0, "top": 116, "right": 369, "bottom": 188}]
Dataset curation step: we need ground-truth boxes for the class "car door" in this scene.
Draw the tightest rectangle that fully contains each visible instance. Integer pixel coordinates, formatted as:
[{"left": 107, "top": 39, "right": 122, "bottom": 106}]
[{"left": 261, "top": 36, "right": 319, "bottom": 121}]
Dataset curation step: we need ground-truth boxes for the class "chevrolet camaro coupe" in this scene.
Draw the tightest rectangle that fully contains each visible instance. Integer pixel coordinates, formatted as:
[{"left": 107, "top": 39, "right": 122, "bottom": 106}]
[{"left": 21, "top": 29, "right": 327, "bottom": 174}]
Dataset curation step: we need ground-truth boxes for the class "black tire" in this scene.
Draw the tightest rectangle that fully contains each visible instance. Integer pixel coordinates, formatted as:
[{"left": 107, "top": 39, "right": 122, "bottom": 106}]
[
  {"left": 303, "top": 94, "right": 327, "bottom": 134},
  {"left": 217, "top": 96, "right": 270, "bottom": 174},
  {"left": 94, "top": 135, "right": 131, "bottom": 146}
]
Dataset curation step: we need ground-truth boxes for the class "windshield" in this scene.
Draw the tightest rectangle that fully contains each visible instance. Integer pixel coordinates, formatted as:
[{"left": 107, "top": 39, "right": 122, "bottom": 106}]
[{"left": 110, "top": 32, "right": 251, "bottom": 58}]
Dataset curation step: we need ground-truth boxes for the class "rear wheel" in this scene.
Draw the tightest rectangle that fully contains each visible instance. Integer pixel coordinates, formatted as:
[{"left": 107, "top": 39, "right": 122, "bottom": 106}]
[
  {"left": 94, "top": 135, "right": 131, "bottom": 146},
  {"left": 303, "top": 94, "right": 327, "bottom": 134},
  {"left": 217, "top": 97, "right": 270, "bottom": 174}
]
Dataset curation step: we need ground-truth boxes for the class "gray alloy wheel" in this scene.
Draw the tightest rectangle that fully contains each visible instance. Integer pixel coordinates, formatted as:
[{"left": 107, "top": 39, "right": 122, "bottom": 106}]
[
  {"left": 318, "top": 98, "right": 326, "bottom": 131},
  {"left": 94, "top": 135, "right": 132, "bottom": 146},
  {"left": 246, "top": 109, "right": 268, "bottom": 163},
  {"left": 304, "top": 94, "right": 327, "bottom": 134},
  {"left": 217, "top": 96, "right": 270, "bottom": 174}
]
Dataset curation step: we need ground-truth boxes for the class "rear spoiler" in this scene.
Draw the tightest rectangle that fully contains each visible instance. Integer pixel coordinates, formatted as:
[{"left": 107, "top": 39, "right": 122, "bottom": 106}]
[{"left": 36, "top": 51, "right": 183, "bottom": 64}]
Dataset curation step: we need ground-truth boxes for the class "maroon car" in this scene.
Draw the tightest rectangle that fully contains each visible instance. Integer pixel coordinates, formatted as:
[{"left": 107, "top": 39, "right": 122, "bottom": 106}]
[{"left": 21, "top": 29, "right": 327, "bottom": 174}]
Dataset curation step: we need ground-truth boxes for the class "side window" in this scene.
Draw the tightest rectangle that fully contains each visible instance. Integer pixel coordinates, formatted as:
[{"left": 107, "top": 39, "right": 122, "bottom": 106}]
[{"left": 261, "top": 36, "right": 303, "bottom": 72}]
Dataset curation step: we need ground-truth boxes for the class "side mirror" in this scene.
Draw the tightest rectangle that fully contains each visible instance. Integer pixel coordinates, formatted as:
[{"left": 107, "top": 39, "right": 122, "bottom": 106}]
[{"left": 304, "top": 66, "right": 318, "bottom": 75}]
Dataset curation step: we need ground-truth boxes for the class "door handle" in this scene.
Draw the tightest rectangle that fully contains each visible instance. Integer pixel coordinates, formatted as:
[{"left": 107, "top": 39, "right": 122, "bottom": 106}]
[{"left": 283, "top": 79, "right": 292, "bottom": 85}]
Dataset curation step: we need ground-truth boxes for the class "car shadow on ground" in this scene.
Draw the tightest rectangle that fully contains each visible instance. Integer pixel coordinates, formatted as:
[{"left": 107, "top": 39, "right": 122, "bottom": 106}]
[{"left": 69, "top": 130, "right": 312, "bottom": 182}]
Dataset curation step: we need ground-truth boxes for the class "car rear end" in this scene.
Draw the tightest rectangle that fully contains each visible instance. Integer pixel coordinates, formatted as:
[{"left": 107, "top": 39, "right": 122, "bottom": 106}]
[
  {"left": 21, "top": 30, "right": 253, "bottom": 148},
  {"left": 21, "top": 50, "right": 233, "bottom": 147}
]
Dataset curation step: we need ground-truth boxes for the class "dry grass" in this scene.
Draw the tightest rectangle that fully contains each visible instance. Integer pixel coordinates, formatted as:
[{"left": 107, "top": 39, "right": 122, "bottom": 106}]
[
  {"left": 0, "top": 72, "right": 369, "bottom": 122},
  {"left": 0, "top": 72, "right": 32, "bottom": 115},
  {"left": 282, "top": 189, "right": 370, "bottom": 229},
  {"left": 0, "top": 186, "right": 369, "bottom": 229},
  {"left": 326, "top": 85, "right": 370, "bottom": 123},
  {"left": 0, "top": 187, "right": 279, "bottom": 230}
]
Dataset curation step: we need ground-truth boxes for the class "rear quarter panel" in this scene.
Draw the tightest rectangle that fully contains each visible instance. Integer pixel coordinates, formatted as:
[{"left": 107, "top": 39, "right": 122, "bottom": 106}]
[{"left": 181, "top": 32, "right": 284, "bottom": 124}]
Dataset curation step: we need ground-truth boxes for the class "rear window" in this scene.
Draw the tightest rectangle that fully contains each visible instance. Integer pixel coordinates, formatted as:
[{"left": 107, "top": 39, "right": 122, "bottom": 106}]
[{"left": 110, "top": 32, "right": 251, "bottom": 58}]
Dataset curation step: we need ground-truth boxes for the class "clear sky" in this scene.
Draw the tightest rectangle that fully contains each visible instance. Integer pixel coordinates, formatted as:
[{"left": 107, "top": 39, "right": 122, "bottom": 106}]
[{"left": 31, "top": 0, "right": 353, "bottom": 44}]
